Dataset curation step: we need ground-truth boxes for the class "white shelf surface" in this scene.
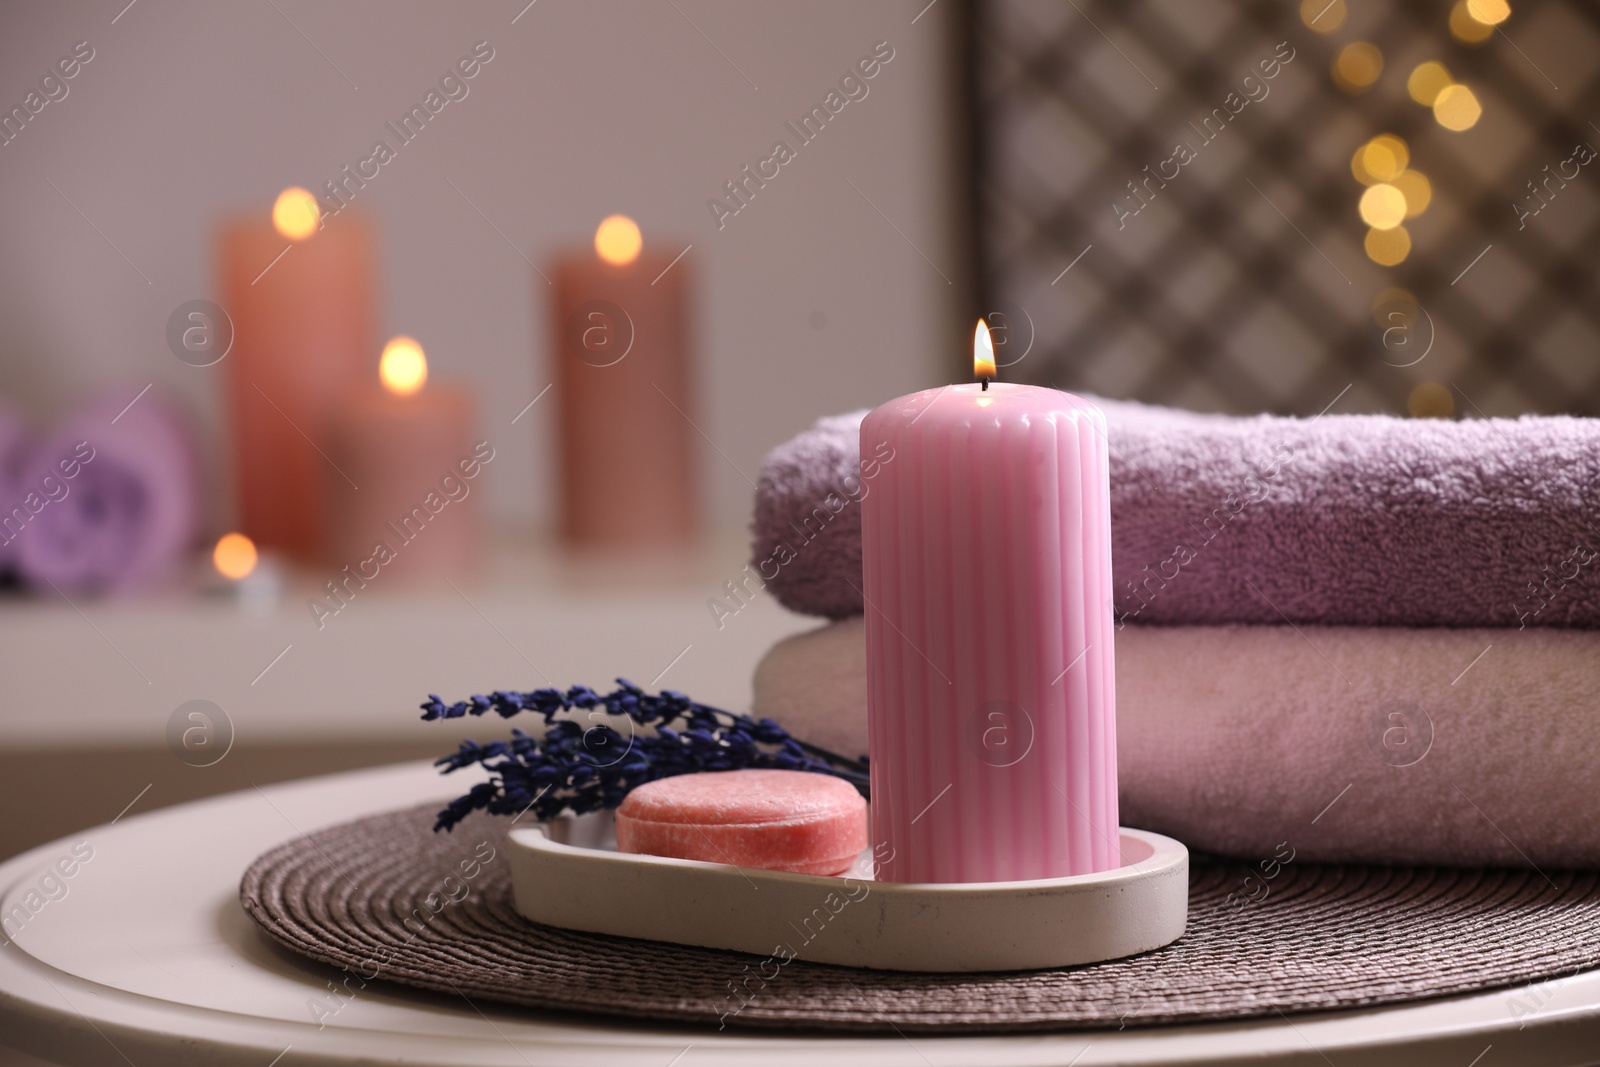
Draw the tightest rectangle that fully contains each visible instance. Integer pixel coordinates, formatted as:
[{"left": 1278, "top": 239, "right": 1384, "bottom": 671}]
[{"left": 0, "top": 534, "right": 813, "bottom": 748}]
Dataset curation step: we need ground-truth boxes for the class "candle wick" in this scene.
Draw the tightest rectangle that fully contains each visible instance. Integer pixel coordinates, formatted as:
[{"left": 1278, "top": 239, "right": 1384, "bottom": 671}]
[{"left": 981, "top": 377, "right": 990, "bottom": 392}]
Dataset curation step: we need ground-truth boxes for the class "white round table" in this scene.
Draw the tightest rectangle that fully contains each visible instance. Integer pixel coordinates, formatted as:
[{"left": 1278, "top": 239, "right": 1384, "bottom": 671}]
[{"left": 3, "top": 762, "right": 1599, "bottom": 1066}]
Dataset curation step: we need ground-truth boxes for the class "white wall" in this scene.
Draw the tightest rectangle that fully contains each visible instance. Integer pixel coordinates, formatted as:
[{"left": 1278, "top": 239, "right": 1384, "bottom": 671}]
[{"left": 0, "top": 0, "right": 960, "bottom": 534}]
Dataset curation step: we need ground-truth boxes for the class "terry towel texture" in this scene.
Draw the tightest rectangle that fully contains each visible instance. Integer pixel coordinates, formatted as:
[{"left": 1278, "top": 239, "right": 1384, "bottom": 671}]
[
  {"left": 751, "top": 401, "right": 1600, "bottom": 628},
  {"left": 754, "top": 619, "right": 1600, "bottom": 868}
]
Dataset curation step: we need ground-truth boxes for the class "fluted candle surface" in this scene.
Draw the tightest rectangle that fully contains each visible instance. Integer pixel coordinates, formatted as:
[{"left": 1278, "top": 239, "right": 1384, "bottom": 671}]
[{"left": 860, "top": 383, "right": 1118, "bottom": 883}]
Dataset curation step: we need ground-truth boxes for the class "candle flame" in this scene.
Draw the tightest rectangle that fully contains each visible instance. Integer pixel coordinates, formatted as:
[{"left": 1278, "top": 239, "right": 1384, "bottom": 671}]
[
  {"left": 595, "top": 215, "right": 642, "bottom": 266},
  {"left": 213, "top": 532, "right": 258, "bottom": 580},
  {"left": 379, "top": 336, "right": 428, "bottom": 396},
  {"left": 272, "top": 187, "right": 320, "bottom": 242},
  {"left": 974, "top": 319, "right": 996, "bottom": 381}
]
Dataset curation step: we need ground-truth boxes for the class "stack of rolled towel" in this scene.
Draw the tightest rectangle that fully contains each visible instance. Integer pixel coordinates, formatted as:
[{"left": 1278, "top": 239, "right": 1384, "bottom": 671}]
[
  {"left": 0, "top": 391, "right": 201, "bottom": 594},
  {"left": 748, "top": 397, "right": 1600, "bottom": 868}
]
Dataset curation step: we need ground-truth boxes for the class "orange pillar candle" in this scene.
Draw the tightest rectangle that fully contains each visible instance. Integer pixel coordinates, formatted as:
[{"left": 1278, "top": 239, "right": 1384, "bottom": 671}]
[
  {"left": 220, "top": 188, "right": 375, "bottom": 560},
  {"left": 325, "top": 337, "right": 481, "bottom": 587},
  {"left": 551, "top": 215, "right": 697, "bottom": 550}
]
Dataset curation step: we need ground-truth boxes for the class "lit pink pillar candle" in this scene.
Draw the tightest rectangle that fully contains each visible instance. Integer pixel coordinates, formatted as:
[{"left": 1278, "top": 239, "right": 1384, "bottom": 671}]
[
  {"left": 325, "top": 337, "right": 479, "bottom": 585},
  {"left": 860, "top": 324, "right": 1118, "bottom": 884}
]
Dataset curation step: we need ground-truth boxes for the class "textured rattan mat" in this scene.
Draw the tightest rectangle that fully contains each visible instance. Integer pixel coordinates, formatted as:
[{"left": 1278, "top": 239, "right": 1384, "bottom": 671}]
[{"left": 240, "top": 802, "right": 1600, "bottom": 1033}]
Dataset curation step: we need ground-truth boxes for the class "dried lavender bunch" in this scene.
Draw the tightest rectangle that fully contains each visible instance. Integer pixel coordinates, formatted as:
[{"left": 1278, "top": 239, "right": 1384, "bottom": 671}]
[{"left": 422, "top": 679, "right": 869, "bottom": 832}]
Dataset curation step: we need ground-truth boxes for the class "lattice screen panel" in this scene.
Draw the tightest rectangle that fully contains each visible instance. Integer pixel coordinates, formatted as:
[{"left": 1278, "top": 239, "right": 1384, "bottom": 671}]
[{"left": 975, "top": 0, "right": 1600, "bottom": 416}]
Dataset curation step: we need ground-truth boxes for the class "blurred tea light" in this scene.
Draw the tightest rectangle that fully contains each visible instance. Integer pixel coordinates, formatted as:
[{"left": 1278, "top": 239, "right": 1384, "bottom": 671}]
[
  {"left": 379, "top": 336, "right": 428, "bottom": 396},
  {"left": 213, "top": 532, "right": 257, "bottom": 580},
  {"left": 208, "top": 531, "right": 282, "bottom": 613},
  {"left": 1365, "top": 224, "right": 1412, "bottom": 266},
  {"left": 1301, "top": 0, "right": 1346, "bottom": 33},
  {"left": 1407, "top": 62, "right": 1454, "bottom": 107},
  {"left": 1359, "top": 184, "right": 1408, "bottom": 230},
  {"left": 271, "top": 187, "right": 320, "bottom": 242},
  {"left": 1408, "top": 382, "right": 1455, "bottom": 419},
  {"left": 594, "top": 214, "right": 642, "bottom": 267},
  {"left": 1450, "top": 0, "right": 1496, "bottom": 44},
  {"left": 1434, "top": 84, "right": 1483, "bottom": 131},
  {"left": 1332, "top": 42, "right": 1383, "bottom": 93}
]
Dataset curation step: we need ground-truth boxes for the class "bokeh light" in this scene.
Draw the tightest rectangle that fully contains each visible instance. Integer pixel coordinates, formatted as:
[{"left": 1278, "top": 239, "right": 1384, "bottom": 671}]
[
  {"left": 1450, "top": 0, "right": 1495, "bottom": 43},
  {"left": 1392, "top": 170, "right": 1433, "bottom": 217},
  {"left": 379, "top": 336, "right": 428, "bottom": 396},
  {"left": 1408, "top": 382, "right": 1455, "bottom": 419},
  {"left": 1333, "top": 42, "right": 1384, "bottom": 93},
  {"left": 594, "top": 215, "right": 643, "bottom": 266},
  {"left": 1407, "top": 62, "right": 1454, "bottom": 107},
  {"left": 1353, "top": 135, "right": 1409, "bottom": 185},
  {"left": 1466, "top": 0, "right": 1510, "bottom": 26},
  {"left": 1434, "top": 84, "right": 1483, "bottom": 131},
  {"left": 1301, "top": 0, "right": 1347, "bottom": 33},
  {"left": 1360, "top": 184, "right": 1408, "bottom": 230},
  {"left": 271, "top": 187, "right": 320, "bottom": 242},
  {"left": 1365, "top": 225, "right": 1412, "bottom": 266},
  {"left": 213, "top": 533, "right": 258, "bottom": 581},
  {"left": 1351, "top": 151, "right": 1376, "bottom": 186}
]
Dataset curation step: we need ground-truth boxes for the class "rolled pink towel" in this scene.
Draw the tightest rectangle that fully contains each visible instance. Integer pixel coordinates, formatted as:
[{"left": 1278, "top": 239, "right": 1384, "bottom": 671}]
[
  {"left": 14, "top": 391, "right": 202, "bottom": 594},
  {"left": 751, "top": 400, "right": 1600, "bottom": 628},
  {"left": 754, "top": 620, "right": 1600, "bottom": 868}
]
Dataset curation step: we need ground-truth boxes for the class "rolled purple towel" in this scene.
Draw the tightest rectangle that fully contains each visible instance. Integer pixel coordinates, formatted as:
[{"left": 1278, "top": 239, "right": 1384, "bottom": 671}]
[
  {"left": 0, "top": 402, "right": 29, "bottom": 578},
  {"left": 751, "top": 398, "right": 1600, "bottom": 628},
  {"left": 749, "top": 412, "right": 875, "bottom": 619},
  {"left": 12, "top": 391, "right": 201, "bottom": 594}
]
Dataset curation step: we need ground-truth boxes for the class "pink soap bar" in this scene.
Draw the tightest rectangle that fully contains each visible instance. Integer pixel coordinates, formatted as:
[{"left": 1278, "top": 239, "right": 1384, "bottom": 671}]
[{"left": 615, "top": 770, "right": 867, "bottom": 876}]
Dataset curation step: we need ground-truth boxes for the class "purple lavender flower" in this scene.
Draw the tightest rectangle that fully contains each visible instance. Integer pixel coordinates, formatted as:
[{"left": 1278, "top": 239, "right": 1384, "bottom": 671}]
[{"left": 423, "top": 679, "right": 869, "bottom": 832}]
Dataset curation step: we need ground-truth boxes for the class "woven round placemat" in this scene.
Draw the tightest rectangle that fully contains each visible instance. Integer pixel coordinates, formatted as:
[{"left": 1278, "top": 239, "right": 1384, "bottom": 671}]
[{"left": 240, "top": 802, "right": 1600, "bottom": 1033}]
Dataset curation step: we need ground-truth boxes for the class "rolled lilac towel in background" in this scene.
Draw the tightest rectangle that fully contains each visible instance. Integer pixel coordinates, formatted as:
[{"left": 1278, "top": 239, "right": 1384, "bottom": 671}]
[
  {"left": 12, "top": 391, "right": 202, "bottom": 594},
  {"left": 751, "top": 398, "right": 1600, "bottom": 628},
  {"left": 0, "top": 402, "right": 29, "bottom": 578},
  {"left": 750, "top": 412, "right": 872, "bottom": 620}
]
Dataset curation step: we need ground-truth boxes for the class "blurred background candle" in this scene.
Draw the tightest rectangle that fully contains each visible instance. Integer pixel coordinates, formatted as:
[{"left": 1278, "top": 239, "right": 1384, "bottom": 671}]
[
  {"left": 206, "top": 531, "right": 281, "bottom": 614},
  {"left": 221, "top": 187, "right": 376, "bottom": 561},
  {"left": 325, "top": 336, "right": 478, "bottom": 584},
  {"left": 860, "top": 322, "right": 1119, "bottom": 884},
  {"left": 551, "top": 215, "right": 697, "bottom": 551}
]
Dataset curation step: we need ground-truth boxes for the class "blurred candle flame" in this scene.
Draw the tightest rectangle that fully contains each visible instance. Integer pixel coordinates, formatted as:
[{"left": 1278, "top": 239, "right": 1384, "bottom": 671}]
[
  {"left": 379, "top": 336, "right": 428, "bottom": 396},
  {"left": 594, "top": 215, "right": 642, "bottom": 266},
  {"left": 272, "top": 187, "right": 320, "bottom": 242}
]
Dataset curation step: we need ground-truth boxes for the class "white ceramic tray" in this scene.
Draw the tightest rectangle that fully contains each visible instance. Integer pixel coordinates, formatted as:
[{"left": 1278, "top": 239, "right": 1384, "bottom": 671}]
[{"left": 508, "top": 812, "right": 1188, "bottom": 972}]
